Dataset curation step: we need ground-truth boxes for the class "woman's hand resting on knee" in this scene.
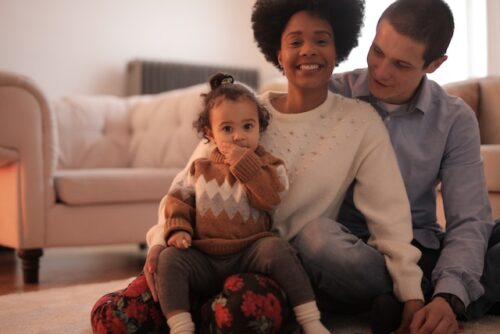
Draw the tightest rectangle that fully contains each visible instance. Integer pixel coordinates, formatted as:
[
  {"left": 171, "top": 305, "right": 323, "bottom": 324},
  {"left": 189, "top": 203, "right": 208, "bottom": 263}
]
[{"left": 143, "top": 244, "right": 166, "bottom": 302}]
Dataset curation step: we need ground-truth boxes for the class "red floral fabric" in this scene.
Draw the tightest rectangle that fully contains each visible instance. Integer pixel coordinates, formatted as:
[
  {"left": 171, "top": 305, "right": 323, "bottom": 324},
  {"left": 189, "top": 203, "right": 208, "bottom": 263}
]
[
  {"left": 91, "top": 273, "right": 167, "bottom": 333},
  {"left": 91, "top": 272, "right": 298, "bottom": 333},
  {"left": 200, "top": 273, "right": 296, "bottom": 334}
]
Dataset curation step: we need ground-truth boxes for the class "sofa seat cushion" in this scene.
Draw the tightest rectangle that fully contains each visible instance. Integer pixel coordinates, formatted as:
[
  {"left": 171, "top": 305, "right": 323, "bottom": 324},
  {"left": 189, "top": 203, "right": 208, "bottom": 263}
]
[{"left": 54, "top": 168, "right": 178, "bottom": 205}]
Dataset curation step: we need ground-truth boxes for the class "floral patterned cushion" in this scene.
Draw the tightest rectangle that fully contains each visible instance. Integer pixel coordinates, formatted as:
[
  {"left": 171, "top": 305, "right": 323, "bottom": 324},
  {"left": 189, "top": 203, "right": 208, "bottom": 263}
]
[
  {"left": 91, "top": 272, "right": 298, "bottom": 334},
  {"left": 91, "top": 272, "right": 167, "bottom": 333}
]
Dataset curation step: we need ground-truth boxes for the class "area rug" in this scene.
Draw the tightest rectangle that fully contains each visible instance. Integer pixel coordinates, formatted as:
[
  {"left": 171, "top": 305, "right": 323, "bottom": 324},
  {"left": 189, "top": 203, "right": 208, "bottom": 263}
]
[
  {"left": 0, "top": 277, "right": 134, "bottom": 334},
  {"left": 0, "top": 277, "right": 499, "bottom": 333}
]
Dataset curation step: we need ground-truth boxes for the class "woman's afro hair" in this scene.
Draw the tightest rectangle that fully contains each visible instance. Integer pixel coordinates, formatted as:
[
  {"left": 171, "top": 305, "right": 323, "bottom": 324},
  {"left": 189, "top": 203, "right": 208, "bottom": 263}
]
[{"left": 252, "top": 0, "right": 365, "bottom": 70}]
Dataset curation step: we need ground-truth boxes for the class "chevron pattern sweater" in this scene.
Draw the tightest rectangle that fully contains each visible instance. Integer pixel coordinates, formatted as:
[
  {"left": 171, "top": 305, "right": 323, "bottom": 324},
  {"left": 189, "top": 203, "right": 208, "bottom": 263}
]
[{"left": 164, "top": 146, "right": 288, "bottom": 255}]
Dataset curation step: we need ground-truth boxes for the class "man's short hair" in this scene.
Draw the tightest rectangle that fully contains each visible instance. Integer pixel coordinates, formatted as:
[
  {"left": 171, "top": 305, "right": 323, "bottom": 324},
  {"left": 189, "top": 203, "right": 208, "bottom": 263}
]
[{"left": 379, "top": 0, "right": 454, "bottom": 67}]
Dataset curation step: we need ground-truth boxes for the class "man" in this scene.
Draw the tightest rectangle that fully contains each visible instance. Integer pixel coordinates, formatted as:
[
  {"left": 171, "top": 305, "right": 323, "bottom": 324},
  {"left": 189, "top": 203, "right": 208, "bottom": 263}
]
[{"left": 329, "top": 0, "right": 500, "bottom": 332}]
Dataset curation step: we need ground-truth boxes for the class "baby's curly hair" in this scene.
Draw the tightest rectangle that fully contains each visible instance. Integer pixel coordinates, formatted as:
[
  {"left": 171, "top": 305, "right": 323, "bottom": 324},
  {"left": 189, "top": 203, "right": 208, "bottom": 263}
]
[
  {"left": 252, "top": 0, "right": 365, "bottom": 70},
  {"left": 194, "top": 73, "right": 271, "bottom": 142}
]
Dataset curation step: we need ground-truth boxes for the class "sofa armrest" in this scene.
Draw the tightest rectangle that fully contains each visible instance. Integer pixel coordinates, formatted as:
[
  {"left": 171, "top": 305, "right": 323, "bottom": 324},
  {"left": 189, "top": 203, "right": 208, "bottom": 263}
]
[
  {"left": 0, "top": 70, "right": 57, "bottom": 248},
  {"left": 481, "top": 145, "right": 500, "bottom": 192},
  {"left": 0, "top": 146, "right": 19, "bottom": 167}
]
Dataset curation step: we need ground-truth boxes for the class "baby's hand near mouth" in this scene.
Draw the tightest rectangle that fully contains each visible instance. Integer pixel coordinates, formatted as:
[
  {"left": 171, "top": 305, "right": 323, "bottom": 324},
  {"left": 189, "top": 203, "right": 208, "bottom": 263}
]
[{"left": 219, "top": 142, "right": 247, "bottom": 166}]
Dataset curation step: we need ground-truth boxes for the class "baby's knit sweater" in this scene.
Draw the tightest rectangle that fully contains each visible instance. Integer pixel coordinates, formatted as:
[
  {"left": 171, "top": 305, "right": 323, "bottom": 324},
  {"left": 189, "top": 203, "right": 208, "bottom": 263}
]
[{"left": 164, "top": 146, "right": 288, "bottom": 255}]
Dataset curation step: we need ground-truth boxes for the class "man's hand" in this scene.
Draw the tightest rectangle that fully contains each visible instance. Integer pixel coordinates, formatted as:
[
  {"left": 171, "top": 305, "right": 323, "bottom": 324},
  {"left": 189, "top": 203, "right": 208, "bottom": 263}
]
[
  {"left": 409, "top": 297, "right": 459, "bottom": 334},
  {"left": 218, "top": 142, "right": 247, "bottom": 166},
  {"left": 142, "top": 244, "right": 165, "bottom": 302},
  {"left": 396, "top": 299, "right": 425, "bottom": 333}
]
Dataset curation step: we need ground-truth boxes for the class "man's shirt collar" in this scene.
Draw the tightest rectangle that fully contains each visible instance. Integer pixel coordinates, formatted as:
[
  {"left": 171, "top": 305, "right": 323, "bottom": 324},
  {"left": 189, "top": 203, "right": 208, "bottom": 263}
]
[{"left": 345, "top": 69, "right": 433, "bottom": 115}]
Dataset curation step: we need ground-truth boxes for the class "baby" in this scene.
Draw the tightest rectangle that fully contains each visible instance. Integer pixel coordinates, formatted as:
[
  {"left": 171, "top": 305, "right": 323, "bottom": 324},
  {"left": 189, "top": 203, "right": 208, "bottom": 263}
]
[{"left": 156, "top": 73, "right": 329, "bottom": 334}]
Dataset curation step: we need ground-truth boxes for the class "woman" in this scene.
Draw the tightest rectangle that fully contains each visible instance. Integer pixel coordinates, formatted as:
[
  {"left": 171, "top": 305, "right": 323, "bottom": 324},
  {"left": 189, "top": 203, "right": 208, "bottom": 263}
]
[{"left": 92, "top": 0, "right": 424, "bottom": 333}]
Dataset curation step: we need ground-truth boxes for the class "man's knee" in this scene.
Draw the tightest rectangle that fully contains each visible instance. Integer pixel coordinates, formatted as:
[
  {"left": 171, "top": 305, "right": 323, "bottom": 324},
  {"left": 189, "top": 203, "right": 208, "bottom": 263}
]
[
  {"left": 484, "top": 242, "right": 500, "bottom": 296},
  {"left": 488, "top": 219, "right": 500, "bottom": 249}
]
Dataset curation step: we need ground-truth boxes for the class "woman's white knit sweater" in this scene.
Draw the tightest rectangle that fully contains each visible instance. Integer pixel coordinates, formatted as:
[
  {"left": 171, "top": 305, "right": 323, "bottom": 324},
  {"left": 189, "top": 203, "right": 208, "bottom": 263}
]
[{"left": 148, "top": 91, "right": 424, "bottom": 302}]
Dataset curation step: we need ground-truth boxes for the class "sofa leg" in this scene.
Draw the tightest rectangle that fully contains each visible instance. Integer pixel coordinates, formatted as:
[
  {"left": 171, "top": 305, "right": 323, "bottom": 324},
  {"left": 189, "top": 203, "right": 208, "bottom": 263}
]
[{"left": 17, "top": 248, "right": 44, "bottom": 284}]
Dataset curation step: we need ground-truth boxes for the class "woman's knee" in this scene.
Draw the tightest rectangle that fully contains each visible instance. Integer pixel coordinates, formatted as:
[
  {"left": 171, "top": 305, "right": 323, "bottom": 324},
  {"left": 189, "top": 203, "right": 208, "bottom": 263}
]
[
  {"left": 291, "top": 218, "right": 359, "bottom": 264},
  {"left": 291, "top": 219, "right": 389, "bottom": 293}
]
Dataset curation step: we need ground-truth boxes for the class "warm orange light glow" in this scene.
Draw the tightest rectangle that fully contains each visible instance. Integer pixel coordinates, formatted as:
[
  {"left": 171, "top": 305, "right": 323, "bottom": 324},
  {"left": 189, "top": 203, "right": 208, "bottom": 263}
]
[{"left": 0, "top": 162, "right": 20, "bottom": 248}]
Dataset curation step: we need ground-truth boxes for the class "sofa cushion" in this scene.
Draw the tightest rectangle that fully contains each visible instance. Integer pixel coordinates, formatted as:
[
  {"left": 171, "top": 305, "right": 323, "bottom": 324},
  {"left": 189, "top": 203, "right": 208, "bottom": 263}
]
[
  {"left": 129, "top": 84, "right": 207, "bottom": 169},
  {"left": 478, "top": 77, "right": 500, "bottom": 144},
  {"left": 481, "top": 145, "right": 500, "bottom": 192},
  {"left": 54, "top": 168, "right": 178, "bottom": 205},
  {"left": 443, "top": 80, "right": 479, "bottom": 117},
  {"left": 53, "top": 95, "right": 134, "bottom": 169}
]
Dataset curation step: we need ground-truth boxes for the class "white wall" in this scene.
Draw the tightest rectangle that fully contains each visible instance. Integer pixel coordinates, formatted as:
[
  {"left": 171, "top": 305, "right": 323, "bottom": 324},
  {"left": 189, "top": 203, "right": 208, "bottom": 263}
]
[
  {"left": 0, "top": 0, "right": 269, "bottom": 98},
  {"left": 487, "top": 0, "right": 500, "bottom": 75},
  {"left": 0, "top": 0, "right": 498, "bottom": 98}
]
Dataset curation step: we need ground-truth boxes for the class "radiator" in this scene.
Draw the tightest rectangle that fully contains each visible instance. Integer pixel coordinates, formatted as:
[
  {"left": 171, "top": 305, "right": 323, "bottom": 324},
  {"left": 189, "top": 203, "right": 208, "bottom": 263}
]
[{"left": 126, "top": 60, "right": 260, "bottom": 95}]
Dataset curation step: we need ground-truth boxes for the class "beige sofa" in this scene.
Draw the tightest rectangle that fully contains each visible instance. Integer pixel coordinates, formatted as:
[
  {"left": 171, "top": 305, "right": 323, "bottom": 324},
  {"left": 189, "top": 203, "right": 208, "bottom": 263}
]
[
  {"left": 436, "top": 77, "right": 500, "bottom": 224},
  {"left": 0, "top": 70, "right": 208, "bottom": 283}
]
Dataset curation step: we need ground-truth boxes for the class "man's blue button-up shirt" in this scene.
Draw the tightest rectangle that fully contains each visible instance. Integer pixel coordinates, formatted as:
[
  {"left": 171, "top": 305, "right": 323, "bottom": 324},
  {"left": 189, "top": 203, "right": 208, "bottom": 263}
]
[{"left": 330, "top": 68, "right": 494, "bottom": 307}]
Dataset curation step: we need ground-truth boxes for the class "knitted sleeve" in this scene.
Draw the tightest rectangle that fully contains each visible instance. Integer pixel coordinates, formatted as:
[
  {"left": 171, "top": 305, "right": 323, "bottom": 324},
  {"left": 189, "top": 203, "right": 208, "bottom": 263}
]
[
  {"left": 146, "top": 140, "right": 214, "bottom": 249},
  {"left": 353, "top": 116, "right": 424, "bottom": 302},
  {"left": 163, "top": 163, "right": 197, "bottom": 242},
  {"left": 230, "top": 147, "right": 289, "bottom": 211}
]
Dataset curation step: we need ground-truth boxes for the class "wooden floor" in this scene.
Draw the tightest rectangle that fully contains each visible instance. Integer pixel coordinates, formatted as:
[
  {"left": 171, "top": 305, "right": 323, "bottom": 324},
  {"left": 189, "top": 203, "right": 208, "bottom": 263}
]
[{"left": 0, "top": 245, "right": 146, "bottom": 296}]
